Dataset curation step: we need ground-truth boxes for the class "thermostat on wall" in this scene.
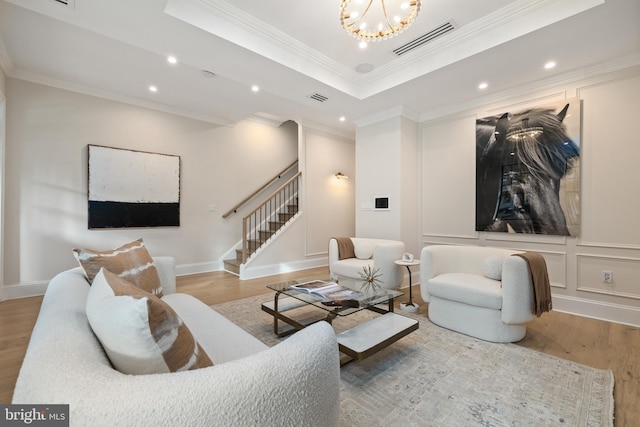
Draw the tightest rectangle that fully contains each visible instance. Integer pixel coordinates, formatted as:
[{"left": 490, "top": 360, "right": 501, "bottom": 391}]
[{"left": 374, "top": 197, "right": 389, "bottom": 210}]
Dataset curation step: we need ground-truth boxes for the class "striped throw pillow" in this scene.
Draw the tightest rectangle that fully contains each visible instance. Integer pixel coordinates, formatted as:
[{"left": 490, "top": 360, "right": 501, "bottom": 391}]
[
  {"left": 86, "top": 268, "right": 213, "bottom": 374},
  {"left": 73, "top": 238, "right": 163, "bottom": 297}
]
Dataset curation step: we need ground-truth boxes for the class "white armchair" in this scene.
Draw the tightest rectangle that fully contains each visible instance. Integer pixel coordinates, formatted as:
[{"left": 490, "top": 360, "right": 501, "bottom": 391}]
[
  {"left": 420, "top": 245, "right": 536, "bottom": 343},
  {"left": 329, "top": 237, "right": 405, "bottom": 289}
]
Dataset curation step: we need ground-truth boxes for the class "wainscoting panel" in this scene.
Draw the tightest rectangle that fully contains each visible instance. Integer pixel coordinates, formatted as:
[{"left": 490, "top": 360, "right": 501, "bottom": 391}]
[{"left": 576, "top": 253, "right": 640, "bottom": 300}]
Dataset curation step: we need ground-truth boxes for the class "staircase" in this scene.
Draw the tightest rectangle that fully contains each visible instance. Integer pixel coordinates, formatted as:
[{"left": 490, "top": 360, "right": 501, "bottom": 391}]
[{"left": 223, "top": 172, "right": 301, "bottom": 275}]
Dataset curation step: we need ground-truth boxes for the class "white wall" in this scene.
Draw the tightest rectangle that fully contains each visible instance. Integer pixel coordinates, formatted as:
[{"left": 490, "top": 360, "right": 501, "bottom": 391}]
[
  {"left": 4, "top": 78, "right": 308, "bottom": 296},
  {"left": 355, "top": 116, "right": 403, "bottom": 240},
  {"left": 240, "top": 127, "right": 356, "bottom": 278},
  {"left": 420, "top": 65, "right": 640, "bottom": 326}
]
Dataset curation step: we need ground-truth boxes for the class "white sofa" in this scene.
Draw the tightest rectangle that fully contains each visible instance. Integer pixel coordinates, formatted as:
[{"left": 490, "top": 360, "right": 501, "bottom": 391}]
[
  {"left": 329, "top": 237, "right": 405, "bottom": 290},
  {"left": 420, "top": 245, "right": 536, "bottom": 343},
  {"left": 13, "top": 257, "right": 341, "bottom": 427}
]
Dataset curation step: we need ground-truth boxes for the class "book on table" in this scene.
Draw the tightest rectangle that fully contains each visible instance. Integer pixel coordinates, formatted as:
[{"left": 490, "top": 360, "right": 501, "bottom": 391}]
[{"left": 288, "top": 280, "right": 362, "bottom": 302}]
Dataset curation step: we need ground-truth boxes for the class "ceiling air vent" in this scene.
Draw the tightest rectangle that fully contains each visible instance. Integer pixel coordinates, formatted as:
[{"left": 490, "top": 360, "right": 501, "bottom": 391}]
[
  {"left": 392, "top": 21, "right": 456, "bottom": 56},
  {"left": 308, "top": 93, "right": 329, "bottom": 103},
  {"left": 52, "top": 0, "right": 75, "bottom": 6}
]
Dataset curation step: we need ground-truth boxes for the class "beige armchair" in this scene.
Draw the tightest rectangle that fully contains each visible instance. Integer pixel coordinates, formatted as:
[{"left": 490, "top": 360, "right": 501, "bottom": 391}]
[
  {"left": 329, "top": 237, "right": 405, "bottom": 289},
  {"left": 420, "top": 245, "right": 538, "bottom": 343}
]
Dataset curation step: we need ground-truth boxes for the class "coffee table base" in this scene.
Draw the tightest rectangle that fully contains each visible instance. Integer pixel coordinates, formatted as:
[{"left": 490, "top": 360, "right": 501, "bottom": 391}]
[{"left": 337, "top": 312, "right": 419, "bottom": 365}]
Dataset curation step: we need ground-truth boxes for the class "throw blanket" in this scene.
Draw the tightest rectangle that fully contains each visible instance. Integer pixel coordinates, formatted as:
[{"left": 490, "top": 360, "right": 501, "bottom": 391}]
[
  {"left": 333, "top": 237, "right": 355, "bottom": 260},
  {"left": 513, "top": 252, "right": 552, "bottom": 317}
]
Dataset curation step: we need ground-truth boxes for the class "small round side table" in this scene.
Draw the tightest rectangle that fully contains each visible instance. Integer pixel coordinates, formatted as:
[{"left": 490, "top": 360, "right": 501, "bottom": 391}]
[{"left": 395, "top": 259, "right": 420, "bottom": 313}]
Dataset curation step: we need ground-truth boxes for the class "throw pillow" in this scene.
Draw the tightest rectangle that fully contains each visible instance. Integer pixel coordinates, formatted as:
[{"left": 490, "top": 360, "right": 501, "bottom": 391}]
[
  {"left": 354, "top": 240, "right": 375, "bottom": 260},
  {"left": 483, "top": 255, "right": 504, "bottom": 281},
  {"left": 86, "top": 268, "right": 213, "bottom": 375},
  {"left": 73, "top": 238, "right": 163, "bottom": 297}
]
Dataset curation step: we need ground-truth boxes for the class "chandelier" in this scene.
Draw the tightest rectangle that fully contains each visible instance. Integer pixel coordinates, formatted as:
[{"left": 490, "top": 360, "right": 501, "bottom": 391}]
[{"left": 340, "top": 0, "right": 421, "bottom": 42}]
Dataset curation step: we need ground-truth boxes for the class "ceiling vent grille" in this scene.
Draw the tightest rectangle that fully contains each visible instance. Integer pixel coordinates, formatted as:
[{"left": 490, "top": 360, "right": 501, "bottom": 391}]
[
  {"left": 308, "top": 93, "right": 329, "bottom": 103},
  {"left": 393, "top": 21, "right": 456, "bottom": 56},
  {"left": 52, "top": 0, "right": 75, "bottom": 6}
]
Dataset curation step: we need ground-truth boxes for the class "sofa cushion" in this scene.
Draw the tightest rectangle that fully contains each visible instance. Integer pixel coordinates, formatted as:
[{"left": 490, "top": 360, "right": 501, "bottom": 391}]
[
  {"left": 86, "top": 268, "right": 213, "bottom": 375},
  {"left": 353, "top": 240, "right": 375, "bottom": 260},
  {"left": 331, "top": 258, "right": 373, "bottom": 279},
  {"left": 483, "top": 255, "right": 505, "bottom": 281},
  {"left": 428, "top": 273, "right": 502, "bottom": 310},
  {"left": 73, "top": 238, "right": 163, "bottom": 297}
]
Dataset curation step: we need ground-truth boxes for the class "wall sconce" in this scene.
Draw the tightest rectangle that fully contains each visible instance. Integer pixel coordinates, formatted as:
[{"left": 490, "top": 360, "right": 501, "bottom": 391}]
[{"left": 335, "top": 172, "right": 349, "bottom": 180}]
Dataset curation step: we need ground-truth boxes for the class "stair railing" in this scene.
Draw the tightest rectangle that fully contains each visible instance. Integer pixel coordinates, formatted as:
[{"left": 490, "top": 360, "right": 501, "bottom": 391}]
[
  {"left": 222, "top": 160, "right": 298, "bottom": 219},
  {"left": 241, "top": 172, "right": 301, "bottom": 263}
]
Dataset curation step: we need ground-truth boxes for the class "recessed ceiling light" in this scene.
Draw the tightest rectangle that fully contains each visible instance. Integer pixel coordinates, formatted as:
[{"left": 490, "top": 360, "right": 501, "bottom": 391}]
[
  {"left": 359, "top": 41, "right": 368, "bottom": 49},
  {"left": 544, "top": 61, "right": 556, "bottom": 69},
  {"left": 167, "top": 55, "right": 177, "bottom": 64},
  {"left": 251, "top": 85, "right": 260, "bottom": 92},
  {"left": 149, "top": 85, "right": 158, "bottom": 93},
  {"left": 478, "top": 82, "right": 488, "bottom": 90},
  {"left": 339, "top": 116, "right": 346, "bottom": 122}
]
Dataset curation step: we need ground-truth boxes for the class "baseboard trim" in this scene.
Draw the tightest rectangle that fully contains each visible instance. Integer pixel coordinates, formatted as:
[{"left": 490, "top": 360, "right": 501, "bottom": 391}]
[
  {"left": 239, "top": 257, "right": 327, "bottom": 280},
  {"left": 3, "top": 281, "right": 48, "bottom": 300},
  {"left": 175, "top": 261, "right": 222, "bottom": 277},
  {"left": 552, "top": 294, "right": 640, "bottom": 327}
]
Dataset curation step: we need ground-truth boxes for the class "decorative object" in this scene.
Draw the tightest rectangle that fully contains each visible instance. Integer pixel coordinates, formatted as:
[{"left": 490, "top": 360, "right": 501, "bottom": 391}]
[
  {"left": 359, "top": 265, "right": 382, "bottom": 294},
  {"left": 335, "top": 172, "right": 349, "bottom": 179},
  {"left": 88, "top": 145, "right": 180, "bottom": 228},
  {"left": 475, "top": 98, "right": 581, "bottom": 236},
  {"left": 212, "top": 295, "right": 615, "bottom": 427},
  {"left": 340, "top": 1, "right": 422, "bottom": 42}
]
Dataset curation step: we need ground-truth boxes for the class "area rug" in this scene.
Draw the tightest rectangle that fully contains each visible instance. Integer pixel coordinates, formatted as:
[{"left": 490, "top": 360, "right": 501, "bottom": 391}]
[{"left": 212, "top": 295, "right": 614, "bottom": 427}]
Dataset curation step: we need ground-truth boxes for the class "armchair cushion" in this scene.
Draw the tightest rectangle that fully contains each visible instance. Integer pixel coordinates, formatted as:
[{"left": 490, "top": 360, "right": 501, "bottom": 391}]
[
  {"left": 428, "top": 273, "right": 502, "bottom": 310},
  {"left": 482, "top": 255, "right": 505, "bottom": 281},
  {"left": 354, "top": 240, "right": 375, "bottom": 260}
]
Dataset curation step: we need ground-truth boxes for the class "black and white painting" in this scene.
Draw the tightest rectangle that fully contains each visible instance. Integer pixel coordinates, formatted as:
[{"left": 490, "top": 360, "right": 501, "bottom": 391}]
[
  {"left": 88, "top": 145, "right": 180, "bottom": 228},
  {"left": 476, "top": 98, "right": 581, "bottom": 236}
]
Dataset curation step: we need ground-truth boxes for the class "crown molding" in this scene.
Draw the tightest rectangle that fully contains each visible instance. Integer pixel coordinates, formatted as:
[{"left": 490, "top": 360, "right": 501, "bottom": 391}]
[
  {"left": 166, "top": 0, "right": 604, "bottom": 101},
  {"left": 418, "top": 53, "right": 640, "bottom": 123},
  {"left": 9, "top": 68, "right": 235, "bottom": 127},
  {"left": 354, "top": 106, "right": 419, "bottom": 128}
]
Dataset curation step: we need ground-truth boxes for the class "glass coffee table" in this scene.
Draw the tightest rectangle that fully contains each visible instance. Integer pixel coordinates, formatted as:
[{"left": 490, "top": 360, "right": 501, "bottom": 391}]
[{"left": 262, "top": 277, "right": 419, "bottom": 364}]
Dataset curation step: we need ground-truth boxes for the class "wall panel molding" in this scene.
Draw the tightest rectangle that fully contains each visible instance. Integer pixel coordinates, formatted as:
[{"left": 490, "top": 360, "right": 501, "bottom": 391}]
[{"left": 576, "top": 253, "right": 640, "bottom": 300}]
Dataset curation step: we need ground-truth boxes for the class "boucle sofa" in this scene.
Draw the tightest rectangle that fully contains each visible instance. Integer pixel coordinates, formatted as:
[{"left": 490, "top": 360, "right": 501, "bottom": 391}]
[
  {"left": 13, "top": 257, "right": 341, "bottom": 426},
  {"left": 420, "top": 245, "right": 536, "bottom": 343},
  {"left": 328, "top": 237, "right": 405, "bottom": 289}
]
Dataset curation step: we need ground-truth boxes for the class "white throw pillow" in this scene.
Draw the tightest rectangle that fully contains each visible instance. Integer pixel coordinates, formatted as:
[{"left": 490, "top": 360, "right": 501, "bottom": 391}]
[
  {"left": 354, "top": 241, "right": 375, "bottom": 260},
  {"left": 86, "top": 268, "right": 213, "bottom": 375},
  {"left": 482, "top": 255, "right": 504, "bottom": 281}
]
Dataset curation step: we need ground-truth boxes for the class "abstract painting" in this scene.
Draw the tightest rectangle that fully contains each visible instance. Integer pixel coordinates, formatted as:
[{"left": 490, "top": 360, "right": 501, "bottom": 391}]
[{"left": 88, "top": 145, "right": 180, "bottom": 228}]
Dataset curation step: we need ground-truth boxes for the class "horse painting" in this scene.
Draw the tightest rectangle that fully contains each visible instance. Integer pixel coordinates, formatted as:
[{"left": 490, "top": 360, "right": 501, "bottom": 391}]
[{"left": 476, "top": 100, "right": 581, "bottom": 236}]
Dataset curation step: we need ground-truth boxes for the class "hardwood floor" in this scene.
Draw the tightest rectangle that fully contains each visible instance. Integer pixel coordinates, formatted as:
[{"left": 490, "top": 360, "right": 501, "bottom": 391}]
[{"left": 1, "top": 267, "right": 638, "bottom": 425}]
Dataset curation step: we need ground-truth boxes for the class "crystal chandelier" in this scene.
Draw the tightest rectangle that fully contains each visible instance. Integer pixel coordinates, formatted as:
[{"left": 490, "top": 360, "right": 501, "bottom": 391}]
[{"left": 340, "top": 0, "right": 421, "bottom": 42}]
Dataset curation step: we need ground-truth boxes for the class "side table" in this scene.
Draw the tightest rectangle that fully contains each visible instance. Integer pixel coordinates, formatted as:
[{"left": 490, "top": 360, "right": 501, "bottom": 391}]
[{"left": 395, "top": 259, "right": 420, "bottom": 313}]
